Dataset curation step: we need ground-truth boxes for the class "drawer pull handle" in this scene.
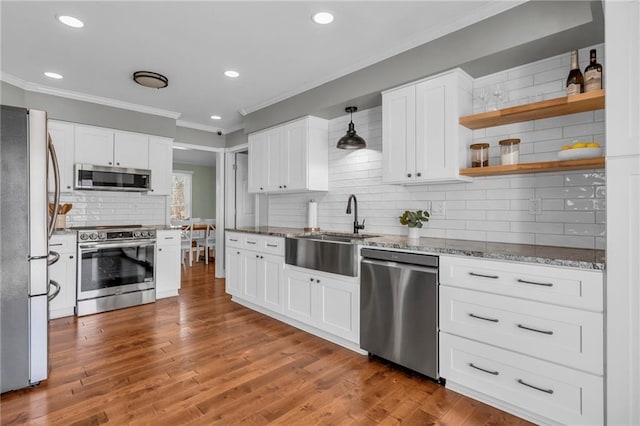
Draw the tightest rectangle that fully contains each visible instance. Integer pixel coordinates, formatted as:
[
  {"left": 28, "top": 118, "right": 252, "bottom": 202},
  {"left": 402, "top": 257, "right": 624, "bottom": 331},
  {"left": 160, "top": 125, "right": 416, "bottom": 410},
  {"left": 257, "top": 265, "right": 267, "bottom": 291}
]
[
  {"left": 230, "top": 238, "right": 238, "bottom": 242},
  {"left": 469, "top": 363, "right": 499, "bottom": 376},
  {"left": 266, "top": 244, "right": 278, "bottom": 247},
  {"left": 517, "top": 324, "right": 554, "bottom": 335},
  {"left": 246, "top": 241, "right": 257, "bottom": 245},
  {"left": 164, "top": 237, "right": 174, "bottom": 240},
  {"left": 469, "top": 272, "right": 499, "bottom": 279},
  {"left": 517, "top": 379, "right": 554, "bottom": 394},
  {"left": 517, "top": 278, "right": 553, "bottom": 287},
  {"left": 469, "top": 313, "right": 499, "bottom": 323}
]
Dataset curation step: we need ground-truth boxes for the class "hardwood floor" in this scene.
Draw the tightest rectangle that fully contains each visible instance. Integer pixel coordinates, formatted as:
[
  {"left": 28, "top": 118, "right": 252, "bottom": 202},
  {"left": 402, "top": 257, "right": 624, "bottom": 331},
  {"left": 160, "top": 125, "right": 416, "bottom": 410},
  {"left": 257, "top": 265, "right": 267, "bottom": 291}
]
[{"left": 1, "top": 262, "right": 532, "bottom": 425}]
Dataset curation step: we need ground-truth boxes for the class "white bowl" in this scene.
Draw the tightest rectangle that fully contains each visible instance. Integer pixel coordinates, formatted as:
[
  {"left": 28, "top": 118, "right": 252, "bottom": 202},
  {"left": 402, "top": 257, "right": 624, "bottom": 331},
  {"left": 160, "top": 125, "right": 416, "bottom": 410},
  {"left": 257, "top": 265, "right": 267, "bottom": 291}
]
[{"left": 557, "top": 147, "right": 603, "bottom": 160}]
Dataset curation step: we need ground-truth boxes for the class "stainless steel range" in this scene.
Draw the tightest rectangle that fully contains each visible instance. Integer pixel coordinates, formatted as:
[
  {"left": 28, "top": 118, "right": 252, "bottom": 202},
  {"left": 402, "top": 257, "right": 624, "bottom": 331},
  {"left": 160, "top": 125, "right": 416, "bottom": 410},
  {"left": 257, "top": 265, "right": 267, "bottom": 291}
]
[{"left": 76, "top": 225, "right": 156, "bottom": 316}]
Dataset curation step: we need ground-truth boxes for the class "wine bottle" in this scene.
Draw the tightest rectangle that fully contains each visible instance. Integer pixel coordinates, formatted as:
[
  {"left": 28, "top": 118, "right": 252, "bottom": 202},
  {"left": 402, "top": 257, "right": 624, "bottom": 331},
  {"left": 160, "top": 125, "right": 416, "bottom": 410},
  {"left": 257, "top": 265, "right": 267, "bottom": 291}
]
[
  {"left": 584, "top": 49, "right": 603, "bottom": 92},
  {"left": 566, "top": 50, "right": 584, "bottom": 96}
]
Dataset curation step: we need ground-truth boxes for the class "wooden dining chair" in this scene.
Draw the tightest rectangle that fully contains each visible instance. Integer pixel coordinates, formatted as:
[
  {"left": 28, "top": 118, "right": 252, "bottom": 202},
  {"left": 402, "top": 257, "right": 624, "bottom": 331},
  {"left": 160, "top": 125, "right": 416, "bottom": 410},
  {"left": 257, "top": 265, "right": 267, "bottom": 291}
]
[
  {"left": 176, "top": 219, "right": 195, "bottom": 268},
  {"left": 195, "top": 219, "right": 216, "bottom": 264}
]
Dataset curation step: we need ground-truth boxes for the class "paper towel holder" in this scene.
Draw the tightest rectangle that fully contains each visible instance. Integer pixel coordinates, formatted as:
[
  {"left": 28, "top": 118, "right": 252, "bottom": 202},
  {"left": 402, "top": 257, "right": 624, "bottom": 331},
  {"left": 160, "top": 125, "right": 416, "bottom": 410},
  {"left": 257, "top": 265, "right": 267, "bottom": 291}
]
[{"left": 305, "top": 199, "right": 320, "bottom": 232}]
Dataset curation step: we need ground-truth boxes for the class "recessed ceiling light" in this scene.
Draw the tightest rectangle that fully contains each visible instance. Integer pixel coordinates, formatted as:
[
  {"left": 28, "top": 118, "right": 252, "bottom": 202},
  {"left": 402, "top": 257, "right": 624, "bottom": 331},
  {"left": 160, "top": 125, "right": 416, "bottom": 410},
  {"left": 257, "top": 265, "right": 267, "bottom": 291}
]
[
  {"left": 312, "top": 12, "right": 334, "bottom": 25},
  {"left": 210, "top": 115, "right": 221, "bottom": 120},
  {"left": 44, "top": 72, "right": 63, "bottom": 79},
  {"left": 57, "top": 15, "right": 84, "bottom": 28},
  {"left": 224, "top": 70, "right": 239, "bottom": 78}
]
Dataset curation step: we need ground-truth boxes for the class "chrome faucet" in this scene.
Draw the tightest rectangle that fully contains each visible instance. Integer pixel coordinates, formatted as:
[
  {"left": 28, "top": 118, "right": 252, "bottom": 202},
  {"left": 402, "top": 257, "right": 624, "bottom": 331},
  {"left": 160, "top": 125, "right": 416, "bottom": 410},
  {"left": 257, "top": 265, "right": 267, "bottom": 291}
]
[{"left": 346, "top": 194, "right": 365, "bottom": 234}]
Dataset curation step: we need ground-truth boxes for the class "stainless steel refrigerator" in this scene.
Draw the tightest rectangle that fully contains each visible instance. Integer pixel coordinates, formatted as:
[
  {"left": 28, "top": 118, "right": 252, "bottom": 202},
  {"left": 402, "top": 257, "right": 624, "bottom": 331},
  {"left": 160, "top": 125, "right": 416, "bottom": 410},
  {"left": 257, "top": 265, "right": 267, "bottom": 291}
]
[{"left": 1, "top": 105, "right": 61, "bottom": 393}]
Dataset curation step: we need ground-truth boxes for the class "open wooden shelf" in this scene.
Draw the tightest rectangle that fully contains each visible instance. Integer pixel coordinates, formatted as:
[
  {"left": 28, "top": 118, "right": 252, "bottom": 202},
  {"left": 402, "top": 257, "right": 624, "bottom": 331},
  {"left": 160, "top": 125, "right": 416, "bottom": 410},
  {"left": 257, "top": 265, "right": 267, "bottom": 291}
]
[
  {"left": 459, "top": 90, "right": 605, "bottom": 130},
  {"left": 459, "top": 157, "right": 605, "bottom": 177}
]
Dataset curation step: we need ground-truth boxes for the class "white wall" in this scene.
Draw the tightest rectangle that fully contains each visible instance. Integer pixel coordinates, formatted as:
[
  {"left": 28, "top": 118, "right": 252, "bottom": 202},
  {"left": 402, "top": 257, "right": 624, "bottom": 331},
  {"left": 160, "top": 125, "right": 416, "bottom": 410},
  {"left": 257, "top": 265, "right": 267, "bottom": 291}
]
[
  {"left": 59, "top": 192, "right": 167, "bottom": 227},
  {"left": 267, "top": 45, "right": 606, "bottom": 249}
]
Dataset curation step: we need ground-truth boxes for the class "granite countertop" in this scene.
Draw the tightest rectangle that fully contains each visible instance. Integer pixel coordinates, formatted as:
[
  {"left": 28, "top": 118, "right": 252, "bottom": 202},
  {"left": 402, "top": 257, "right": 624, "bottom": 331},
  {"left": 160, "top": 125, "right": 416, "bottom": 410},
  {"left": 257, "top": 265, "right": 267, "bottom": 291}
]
[{"left": 227, "top": 226, "right": 605, "bottom": 270}]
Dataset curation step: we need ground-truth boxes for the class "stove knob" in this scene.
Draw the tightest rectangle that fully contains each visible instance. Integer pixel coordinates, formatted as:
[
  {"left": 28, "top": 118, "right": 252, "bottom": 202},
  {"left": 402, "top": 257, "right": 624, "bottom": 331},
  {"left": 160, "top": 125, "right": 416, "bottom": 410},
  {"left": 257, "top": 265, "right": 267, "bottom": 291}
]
[
  {"left": 134, "top": 231, "right": 142, "bottom": 238},
  {"left": 80, "top": 233, "right": 88, "bottom": 240},
  {"left": 141, "top": 231, "right": 148, "bottom": 237},
  {"left": 149, "top": 230, "right": 156, "bottom": 238},
  {"left": 90, "top": 232, "right": 98, "bottom": 240},
  {"left": 98, "top": 232, "right": 106, "bottom": 240}
]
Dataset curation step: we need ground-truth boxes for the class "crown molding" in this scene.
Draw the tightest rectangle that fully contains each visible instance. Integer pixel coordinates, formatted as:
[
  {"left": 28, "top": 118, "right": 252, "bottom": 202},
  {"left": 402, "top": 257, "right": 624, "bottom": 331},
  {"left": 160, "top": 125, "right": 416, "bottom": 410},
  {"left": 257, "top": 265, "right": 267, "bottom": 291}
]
[
  {"left": 176, "top": 119, "right": 244, "bottom": 135},
  {"left": 1, "top": 72, "right": 182, "bottom": 119}
]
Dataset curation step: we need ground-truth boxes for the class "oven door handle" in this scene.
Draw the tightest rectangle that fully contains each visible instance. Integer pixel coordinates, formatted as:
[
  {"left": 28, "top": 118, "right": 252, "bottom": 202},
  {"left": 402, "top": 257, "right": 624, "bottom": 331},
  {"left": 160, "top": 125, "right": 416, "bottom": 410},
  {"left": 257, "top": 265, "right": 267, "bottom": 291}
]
[{"left": 79, "top": 240, "right": 156, "bottom": 250}]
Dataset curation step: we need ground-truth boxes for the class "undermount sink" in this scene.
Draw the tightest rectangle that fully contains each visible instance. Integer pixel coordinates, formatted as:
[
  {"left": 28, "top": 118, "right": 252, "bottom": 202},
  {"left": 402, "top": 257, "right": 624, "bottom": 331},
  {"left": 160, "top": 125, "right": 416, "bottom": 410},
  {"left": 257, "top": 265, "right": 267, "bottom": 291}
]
[{"left": 285, "top": 232, "right": 379, "bottom": 277}]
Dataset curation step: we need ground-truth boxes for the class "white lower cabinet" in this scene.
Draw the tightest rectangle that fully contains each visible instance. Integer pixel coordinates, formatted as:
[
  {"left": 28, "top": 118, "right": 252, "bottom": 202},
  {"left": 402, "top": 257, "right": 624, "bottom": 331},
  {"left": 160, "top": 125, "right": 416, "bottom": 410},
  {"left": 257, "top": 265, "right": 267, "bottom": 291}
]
[
  {"left": 225, "top": 232, "right": 360, "bottom": 351},
  {"left": 48, "top": 234, "right": 77, "bottom": 319},
  {"left": 440, "top": 333, "right": 603, "bottom": 426},
  {"left": 439, "top": 255, "right": 604, "bottom": 425},
  {"left": 284, "top": 267, "right": 359, "bottom": 343},
  {"left": 155, "top": 230, "right": 181, "bottom": 298},
  {"left": 225, "top": 232, "right": 284, "bottom": 313}
]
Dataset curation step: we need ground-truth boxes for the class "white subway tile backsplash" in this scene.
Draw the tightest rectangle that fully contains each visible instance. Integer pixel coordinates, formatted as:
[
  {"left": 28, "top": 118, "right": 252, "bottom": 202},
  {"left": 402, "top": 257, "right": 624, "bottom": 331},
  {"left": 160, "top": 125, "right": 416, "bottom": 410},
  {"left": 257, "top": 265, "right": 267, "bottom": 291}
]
[
  {"left": 266, "top": 44, "right": 606, "bottom": 249},
  {"left": 565, "top": 223, "right": 606, "bottom": 237}
]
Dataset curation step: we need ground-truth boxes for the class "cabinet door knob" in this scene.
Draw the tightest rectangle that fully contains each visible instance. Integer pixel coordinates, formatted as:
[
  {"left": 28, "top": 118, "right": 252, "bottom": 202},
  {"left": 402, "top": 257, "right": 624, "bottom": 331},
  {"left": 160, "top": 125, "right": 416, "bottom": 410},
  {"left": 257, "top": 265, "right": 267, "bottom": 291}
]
[
  {"left": 159, "top": 248, "right": 162, "bottom": 252},
  {"left": 279, "top": 185, "right": 282, "bottom": 189},
  {"left": 260, "top": 187, "right": 264, "bottom": 190},
  {"left": 116, "top": 162, "right": 120, "bottom": 166},
  {"left": 66, "top": 186, "right": 71, "bottom": 189},
  {"left": 316, "top": 279, "right": 320, "bottom": 283},
  {"left": 417, "top": 172, "right": 422, "bottom": 177},
  {"left": 109, "top": 161, "right": 113, "bottom": 165},
  {"left": 69, "top": 255, "right": 74, "bottom": 259},
  {"left": 310, "top": 278, "right": 314, "bottom": 282},
  {"left": 407, "top": 173, "right": 412, "bottom": 178},
  {"left": 283, "top": 185, "right": 287, "bottom": 188}
]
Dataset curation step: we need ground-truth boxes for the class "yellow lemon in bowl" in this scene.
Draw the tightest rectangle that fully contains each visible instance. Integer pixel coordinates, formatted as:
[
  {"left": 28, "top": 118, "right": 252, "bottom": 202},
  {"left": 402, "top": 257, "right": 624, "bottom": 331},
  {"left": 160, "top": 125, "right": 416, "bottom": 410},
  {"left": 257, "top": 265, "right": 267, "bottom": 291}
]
[
  {"left": 561, "top": 145, "right": 572, "bottom": 151},
  {"left": 586, "top": 142, "right": 601, "bottom": 148},
  {"left": 572, "top": 142, "right": 588, "bottom": 149}
]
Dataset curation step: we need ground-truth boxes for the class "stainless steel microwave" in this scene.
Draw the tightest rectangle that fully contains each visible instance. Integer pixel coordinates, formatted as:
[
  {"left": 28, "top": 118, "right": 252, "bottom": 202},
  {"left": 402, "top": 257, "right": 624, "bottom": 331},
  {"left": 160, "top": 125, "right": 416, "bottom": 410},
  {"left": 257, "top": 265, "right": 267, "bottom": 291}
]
[{"left": 74, "top": 164, "right": 151, "bottom": 192}]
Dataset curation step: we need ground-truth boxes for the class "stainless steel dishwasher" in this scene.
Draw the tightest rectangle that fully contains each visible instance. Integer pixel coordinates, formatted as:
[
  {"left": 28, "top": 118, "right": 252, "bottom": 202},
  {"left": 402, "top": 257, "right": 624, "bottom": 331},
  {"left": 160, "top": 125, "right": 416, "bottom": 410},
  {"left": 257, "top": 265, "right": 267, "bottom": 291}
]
[{"left": 360, "top": 248, "right": 439, "bottom": 380}]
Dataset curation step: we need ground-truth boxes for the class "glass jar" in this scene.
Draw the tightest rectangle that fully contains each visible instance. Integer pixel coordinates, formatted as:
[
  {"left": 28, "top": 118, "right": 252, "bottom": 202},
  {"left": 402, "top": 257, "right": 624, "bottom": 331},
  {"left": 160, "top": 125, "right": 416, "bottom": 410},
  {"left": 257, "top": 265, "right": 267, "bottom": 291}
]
[
  {"left": 470, "top": 143, "right": 490, "bottom": 167},
  {"left": 499, "top": 138, "right": 521, "bottom": 165}
]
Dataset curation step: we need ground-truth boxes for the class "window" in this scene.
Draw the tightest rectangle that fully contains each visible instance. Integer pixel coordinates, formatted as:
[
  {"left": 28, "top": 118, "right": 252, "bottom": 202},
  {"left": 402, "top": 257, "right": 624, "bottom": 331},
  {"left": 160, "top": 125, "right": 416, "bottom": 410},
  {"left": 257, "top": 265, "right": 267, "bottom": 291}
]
[{"left": 171, "top": 171, "right": 193, "bottom": 220}]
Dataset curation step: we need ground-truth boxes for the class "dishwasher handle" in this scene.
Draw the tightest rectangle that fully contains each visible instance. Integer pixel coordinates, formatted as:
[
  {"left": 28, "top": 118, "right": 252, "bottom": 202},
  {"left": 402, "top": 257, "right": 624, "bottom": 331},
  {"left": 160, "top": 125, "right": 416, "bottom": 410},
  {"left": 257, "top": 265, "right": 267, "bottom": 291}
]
[
  {"left": 361, "top": 248, "right": 438, "bottom": 267},
  {"left": 361, "top": 257, "right": 439, "bottom": 275}
]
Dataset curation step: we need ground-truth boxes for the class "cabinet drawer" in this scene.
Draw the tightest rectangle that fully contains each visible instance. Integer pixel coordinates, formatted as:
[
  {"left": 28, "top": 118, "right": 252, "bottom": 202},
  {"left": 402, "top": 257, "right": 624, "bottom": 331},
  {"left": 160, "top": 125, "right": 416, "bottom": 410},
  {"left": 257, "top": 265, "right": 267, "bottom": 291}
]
[
  {"left": 156, "top": 230, "right": 180, "bottom": 247},
  {"left": 226, "top": 232, "right": 243, "bottom": 249},
  {"left": 440, "top": 256, "right": 603, "bottom": 311},
  {"left": 440, "top": 333, "right": 603, "bottom": 426},
  {"left": 440, "top": 286, "right": 603, "bottom": 374},
  {"left": 49, "top": 234, "right": 76, "bottom": 253},
  {"left": 242, "top": 234, "right": 284, "bottom": 256}
]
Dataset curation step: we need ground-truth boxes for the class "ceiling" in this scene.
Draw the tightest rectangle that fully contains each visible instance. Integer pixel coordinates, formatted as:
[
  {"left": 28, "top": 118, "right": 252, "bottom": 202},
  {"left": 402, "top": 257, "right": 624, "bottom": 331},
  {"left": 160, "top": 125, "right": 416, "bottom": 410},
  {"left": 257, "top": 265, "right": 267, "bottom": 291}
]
[{"left": 0, "top": 1, "right": 521, "bottom": 134}]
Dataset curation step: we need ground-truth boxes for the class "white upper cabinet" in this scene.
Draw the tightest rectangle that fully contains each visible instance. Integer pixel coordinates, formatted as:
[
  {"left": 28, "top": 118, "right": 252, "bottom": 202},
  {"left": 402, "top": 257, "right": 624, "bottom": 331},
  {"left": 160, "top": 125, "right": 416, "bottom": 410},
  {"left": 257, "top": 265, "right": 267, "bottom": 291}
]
[
  {"left": 47, "top": 120, "right": 75, "bottom": 192},
  {"left": 74, "top": 125, "right": 114, "bottom": 167},
  {"left": 75, "top": 125, "right": 150, "bottom": 169},
  {"left": 382, "top": 68, "right": 472, "bottom": 184},
  {"left": 148, "top": 136, "right": 173, "bottom": 195},
  {"left": 248, "top": 116, "right": 328, "bottom": 194},
  {"left": 113, "top": 131, "right": 149, "bottom": 169}
]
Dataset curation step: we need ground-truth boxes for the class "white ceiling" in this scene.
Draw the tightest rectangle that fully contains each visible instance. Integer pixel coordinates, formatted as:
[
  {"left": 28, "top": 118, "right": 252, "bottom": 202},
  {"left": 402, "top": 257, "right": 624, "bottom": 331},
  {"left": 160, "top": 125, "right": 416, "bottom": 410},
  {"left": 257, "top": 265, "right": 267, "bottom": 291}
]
[{"left": 1, "top": 1, "right": 520, "bottom": 133}]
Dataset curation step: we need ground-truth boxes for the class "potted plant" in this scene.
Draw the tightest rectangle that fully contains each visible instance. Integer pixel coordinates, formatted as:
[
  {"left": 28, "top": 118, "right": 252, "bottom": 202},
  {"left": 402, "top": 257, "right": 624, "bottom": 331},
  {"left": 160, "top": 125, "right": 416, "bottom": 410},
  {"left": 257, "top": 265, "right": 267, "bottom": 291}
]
[{"left": 399, "top": 210, "right": 430, "bottom": 239}]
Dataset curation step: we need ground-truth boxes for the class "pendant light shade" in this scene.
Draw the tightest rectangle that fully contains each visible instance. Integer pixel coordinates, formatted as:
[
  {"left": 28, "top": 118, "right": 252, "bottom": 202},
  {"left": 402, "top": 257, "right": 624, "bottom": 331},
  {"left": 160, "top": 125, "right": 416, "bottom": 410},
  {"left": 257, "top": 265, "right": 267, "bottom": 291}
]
[{"left": 336, "top": 106, "right": 366, "bottom": 149}]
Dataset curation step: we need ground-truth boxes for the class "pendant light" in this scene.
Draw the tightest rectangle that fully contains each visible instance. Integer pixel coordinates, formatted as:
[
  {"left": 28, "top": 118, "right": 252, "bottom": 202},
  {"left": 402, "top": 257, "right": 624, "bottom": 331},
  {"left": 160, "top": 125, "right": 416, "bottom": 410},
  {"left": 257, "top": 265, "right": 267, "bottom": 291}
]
[{"left": 336, "top": 106, "right": 366, "bottom": 149}]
